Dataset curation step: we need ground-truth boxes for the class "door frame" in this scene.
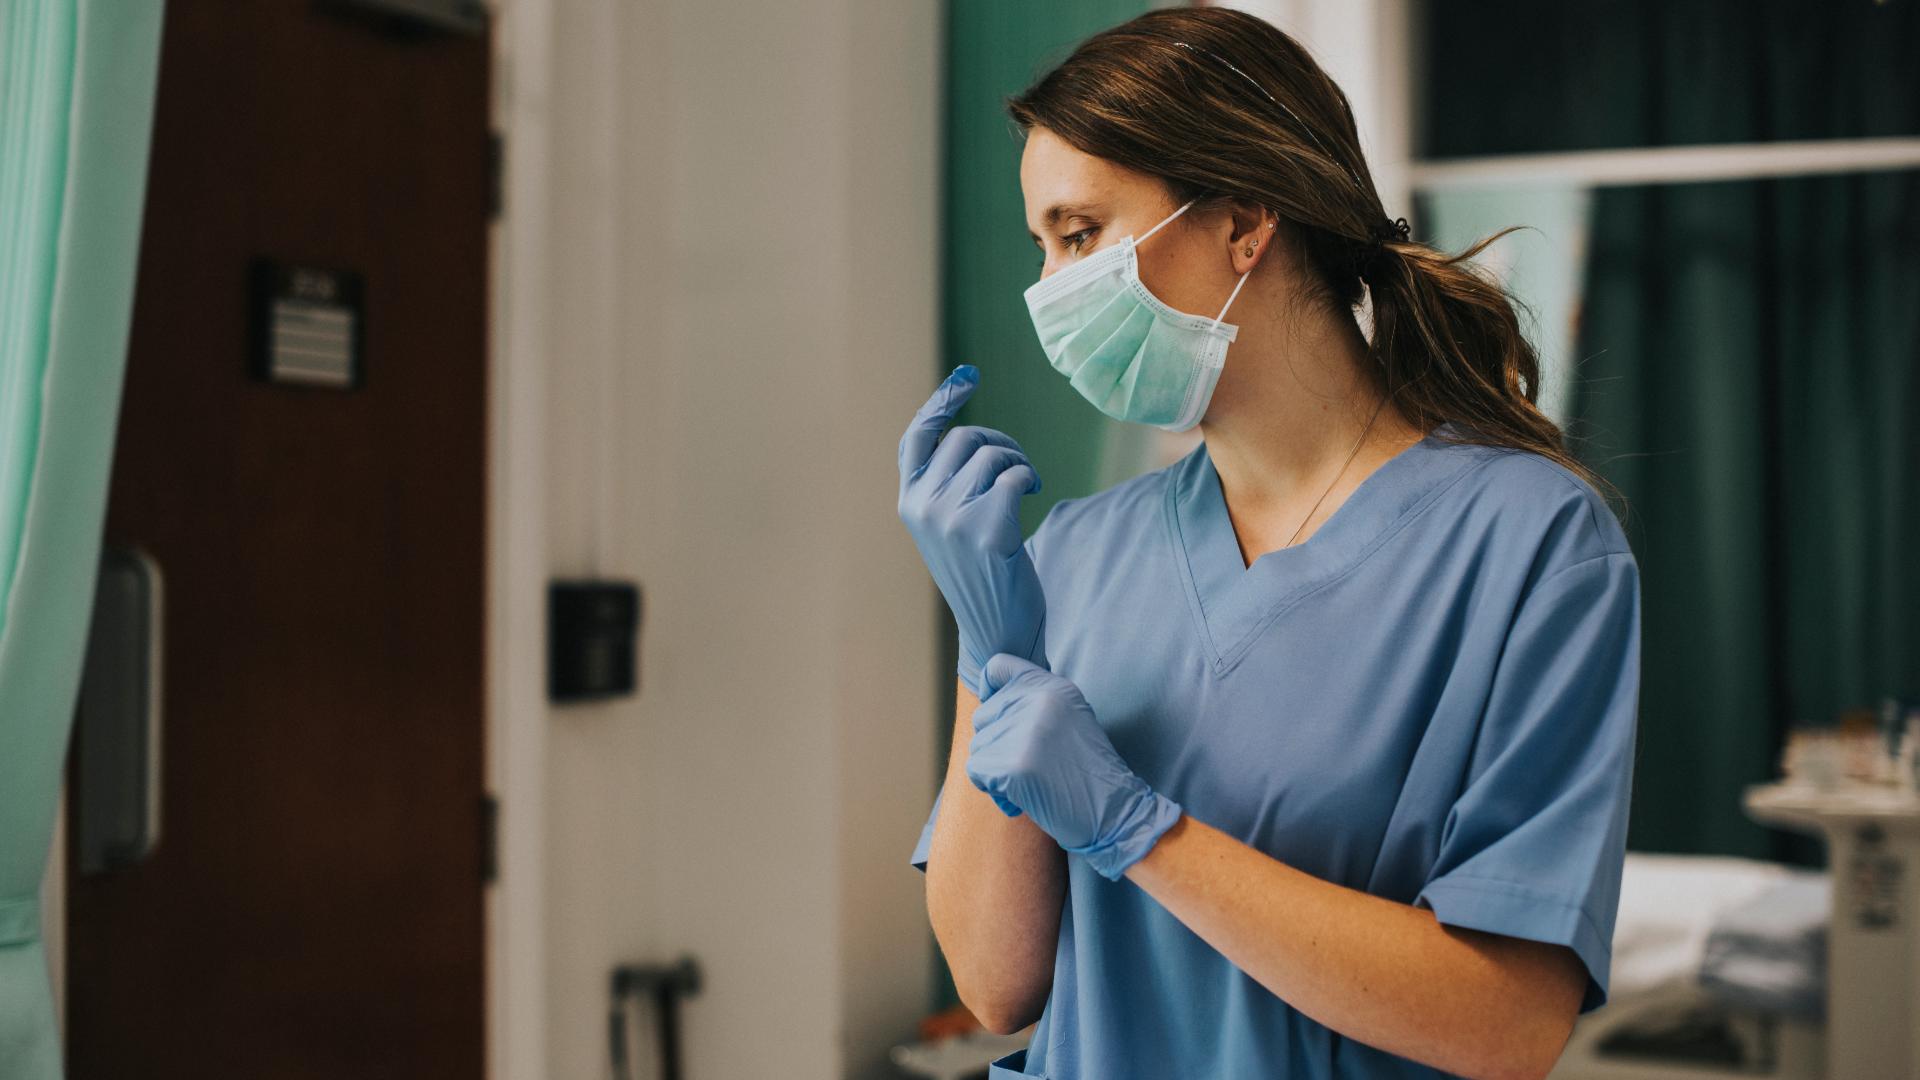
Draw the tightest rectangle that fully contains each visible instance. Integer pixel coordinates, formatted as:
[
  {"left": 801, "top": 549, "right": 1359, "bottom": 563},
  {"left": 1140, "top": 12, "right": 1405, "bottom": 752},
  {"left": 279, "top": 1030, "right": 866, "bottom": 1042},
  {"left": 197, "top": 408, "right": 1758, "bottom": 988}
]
[{"left": 487, "top": 0, "right": 554, "bottom": 1076}]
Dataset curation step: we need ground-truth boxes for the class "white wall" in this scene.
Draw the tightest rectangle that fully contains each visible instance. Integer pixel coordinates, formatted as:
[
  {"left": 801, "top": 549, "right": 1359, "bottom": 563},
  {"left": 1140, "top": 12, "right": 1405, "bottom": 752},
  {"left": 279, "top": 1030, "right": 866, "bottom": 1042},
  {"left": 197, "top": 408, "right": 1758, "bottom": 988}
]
[
  {"left": 1219, "top": 0, "right": 1415, "bottom": 222},
  {"left": 493, "top": 1, "right": 943, "bottom": 1077}
]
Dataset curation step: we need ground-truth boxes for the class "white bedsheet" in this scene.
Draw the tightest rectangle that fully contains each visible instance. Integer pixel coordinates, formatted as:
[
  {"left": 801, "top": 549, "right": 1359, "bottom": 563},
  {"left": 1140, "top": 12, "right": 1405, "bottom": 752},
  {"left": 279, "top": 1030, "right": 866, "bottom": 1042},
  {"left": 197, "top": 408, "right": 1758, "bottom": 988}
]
[{"left": 1610, "top": 852, "right": 1804, "bottom": 997}]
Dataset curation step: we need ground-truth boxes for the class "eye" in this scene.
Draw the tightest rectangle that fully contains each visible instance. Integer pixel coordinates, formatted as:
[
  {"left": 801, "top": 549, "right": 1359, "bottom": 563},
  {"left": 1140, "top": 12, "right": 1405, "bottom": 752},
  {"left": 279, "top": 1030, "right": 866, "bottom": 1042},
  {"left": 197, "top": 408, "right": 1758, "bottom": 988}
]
[{"left": 1062, "top": 227, "right": 1099, "bottom": 253}]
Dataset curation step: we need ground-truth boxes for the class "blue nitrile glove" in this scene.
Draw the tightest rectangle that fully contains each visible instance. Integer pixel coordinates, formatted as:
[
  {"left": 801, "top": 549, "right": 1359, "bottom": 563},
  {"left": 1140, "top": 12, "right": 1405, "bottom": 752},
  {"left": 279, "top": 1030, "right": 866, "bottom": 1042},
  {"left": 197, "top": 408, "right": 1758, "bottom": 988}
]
[
  {"left": 966, "top": 654, "right": 1184, "bottom": 882},
  {"left": 896, "top": 365, "right": 1048, "bottom": 697}
]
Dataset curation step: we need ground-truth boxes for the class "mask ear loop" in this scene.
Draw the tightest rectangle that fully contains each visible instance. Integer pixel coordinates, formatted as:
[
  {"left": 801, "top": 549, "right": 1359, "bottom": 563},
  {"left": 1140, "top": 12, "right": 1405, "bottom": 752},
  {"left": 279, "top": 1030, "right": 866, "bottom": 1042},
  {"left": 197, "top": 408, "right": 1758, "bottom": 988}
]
[
  {"left": 1137, "top": 198, "right": 1250, "bottom": 331},
  {"left": 1209, "top": 266, "right": 1252, "bottom": 333},
  {"left": 1135, "top": 199, "right": 1196, "bottom": 245}
]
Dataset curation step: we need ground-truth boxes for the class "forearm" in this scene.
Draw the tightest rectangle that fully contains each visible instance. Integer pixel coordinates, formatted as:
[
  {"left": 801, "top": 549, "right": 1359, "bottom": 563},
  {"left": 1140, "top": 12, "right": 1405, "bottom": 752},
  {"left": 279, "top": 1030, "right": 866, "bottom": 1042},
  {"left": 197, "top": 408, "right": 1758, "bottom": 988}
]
[
  {"left": 924, "top": 680, "right": 1067, "bottom": 1033},
  {"left": 1123, "top": 814, "right": 1577, "bottom": 1080}
]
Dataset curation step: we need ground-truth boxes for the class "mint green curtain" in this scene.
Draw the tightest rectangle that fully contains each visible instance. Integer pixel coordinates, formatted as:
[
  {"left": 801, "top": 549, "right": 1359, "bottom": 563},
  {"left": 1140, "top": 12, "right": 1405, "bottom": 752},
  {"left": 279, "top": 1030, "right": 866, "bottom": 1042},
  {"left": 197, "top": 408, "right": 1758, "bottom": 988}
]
[
  {"left": 1424, "top": 0, "right": 1920, "bottom": 861},
  {"left": 0, "top": 2, "right": 165, "bottom": 1074}
]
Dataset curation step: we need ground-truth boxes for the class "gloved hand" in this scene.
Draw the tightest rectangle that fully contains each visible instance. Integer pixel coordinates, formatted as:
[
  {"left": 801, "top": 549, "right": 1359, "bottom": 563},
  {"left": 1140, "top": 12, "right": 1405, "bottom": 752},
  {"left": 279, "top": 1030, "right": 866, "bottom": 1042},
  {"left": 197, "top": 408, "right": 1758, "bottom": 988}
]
[
  {"left": 897, "top": 365, "right": 1048, "bottom": 697},
  {"left": 966, "top": 653, "right": 1184, "bottom": 882}
]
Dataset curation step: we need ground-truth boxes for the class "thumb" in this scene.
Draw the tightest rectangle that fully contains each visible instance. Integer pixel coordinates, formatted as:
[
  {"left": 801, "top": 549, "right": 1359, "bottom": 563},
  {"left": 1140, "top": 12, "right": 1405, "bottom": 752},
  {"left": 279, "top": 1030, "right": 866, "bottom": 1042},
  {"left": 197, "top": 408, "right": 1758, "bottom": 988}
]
[{"left": 982, "top": 652, "right": 1041, "bottom": 699}]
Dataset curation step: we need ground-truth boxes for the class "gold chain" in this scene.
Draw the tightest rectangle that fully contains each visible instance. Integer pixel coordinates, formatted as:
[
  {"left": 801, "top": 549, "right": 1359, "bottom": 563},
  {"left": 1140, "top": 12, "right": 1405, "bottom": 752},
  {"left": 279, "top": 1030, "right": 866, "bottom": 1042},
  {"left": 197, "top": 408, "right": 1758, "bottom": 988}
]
[{"left": 1283, "top": 391, "right": 1391, "bottom": 549}]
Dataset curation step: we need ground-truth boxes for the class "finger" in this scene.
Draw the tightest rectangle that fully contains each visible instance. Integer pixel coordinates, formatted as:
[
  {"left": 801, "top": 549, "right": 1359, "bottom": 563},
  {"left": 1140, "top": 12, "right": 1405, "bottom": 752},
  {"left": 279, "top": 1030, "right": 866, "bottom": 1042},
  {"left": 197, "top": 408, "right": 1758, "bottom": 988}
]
[
  {"left": 983, "top": 652, "right": 1043, "bottom": 698},
  {"left": 924, "top": 425, "right": 1026, "bottom": 486},
  {"left": 964, "top": 757, "right": 1026, "bottom": 818},
  {"left": 986, "top": 460, "right": 1042, "bottom": 505},
  {"left": 898, "top": 366, "right": 979, "bottom": 477},
  {"left": 951, "top": 444, "right": 1031, "bottom": 497}
]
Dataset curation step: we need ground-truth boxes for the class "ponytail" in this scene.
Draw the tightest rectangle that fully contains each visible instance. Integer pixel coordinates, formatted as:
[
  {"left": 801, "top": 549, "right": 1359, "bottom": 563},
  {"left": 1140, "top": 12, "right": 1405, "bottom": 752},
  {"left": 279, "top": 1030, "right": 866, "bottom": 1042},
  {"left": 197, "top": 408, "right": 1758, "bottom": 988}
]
[{"left": 1365, "top": 228, "right": 1620, "bottom": 508}]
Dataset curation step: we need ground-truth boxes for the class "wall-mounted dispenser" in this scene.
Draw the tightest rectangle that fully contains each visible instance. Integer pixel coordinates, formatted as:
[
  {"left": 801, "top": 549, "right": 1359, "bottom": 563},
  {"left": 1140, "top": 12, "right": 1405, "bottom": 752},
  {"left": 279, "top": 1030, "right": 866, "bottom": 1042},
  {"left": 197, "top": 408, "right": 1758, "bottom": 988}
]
[{"left": 548, "top": 580, "right": 641, "bottom": 703}]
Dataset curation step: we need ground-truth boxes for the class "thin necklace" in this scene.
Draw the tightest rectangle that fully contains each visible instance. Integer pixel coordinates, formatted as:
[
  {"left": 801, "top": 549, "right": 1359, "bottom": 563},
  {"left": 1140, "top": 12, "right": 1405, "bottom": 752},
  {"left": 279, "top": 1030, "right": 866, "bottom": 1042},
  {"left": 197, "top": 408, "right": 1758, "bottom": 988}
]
[{"left": 1282, "top": 393, "right": 1391, "bottom": 549}]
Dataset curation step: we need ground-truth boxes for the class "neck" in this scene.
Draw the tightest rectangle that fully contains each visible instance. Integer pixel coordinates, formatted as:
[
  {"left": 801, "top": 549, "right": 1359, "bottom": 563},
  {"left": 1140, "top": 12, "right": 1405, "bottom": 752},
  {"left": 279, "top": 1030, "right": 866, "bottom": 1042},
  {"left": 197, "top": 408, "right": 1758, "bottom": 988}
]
[{"left": 1195, "top": 290, "right": 1426, "bottom": 521}]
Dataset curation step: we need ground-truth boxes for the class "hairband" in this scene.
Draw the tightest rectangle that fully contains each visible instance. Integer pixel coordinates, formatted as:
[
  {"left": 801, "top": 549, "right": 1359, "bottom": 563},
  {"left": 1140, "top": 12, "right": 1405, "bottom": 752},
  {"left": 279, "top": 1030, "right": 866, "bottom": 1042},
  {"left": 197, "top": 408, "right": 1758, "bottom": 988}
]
[
  {"left": 1172, "top": 39, "right": 1415, "bottom": 265},
  {"left": 1170, "top": 40, "right": 1366, "bottom": 194},
  {"left": 1359, "top": 216, "right": 1412, "bottom": 282}
]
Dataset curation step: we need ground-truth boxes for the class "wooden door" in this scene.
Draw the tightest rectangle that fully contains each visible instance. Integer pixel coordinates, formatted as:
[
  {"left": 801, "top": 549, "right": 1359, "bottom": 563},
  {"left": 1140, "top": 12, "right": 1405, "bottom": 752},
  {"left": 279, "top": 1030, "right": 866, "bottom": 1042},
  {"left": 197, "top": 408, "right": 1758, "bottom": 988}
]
[{"left": 66, "top": 3, "right": 490, "bottom": 1076}]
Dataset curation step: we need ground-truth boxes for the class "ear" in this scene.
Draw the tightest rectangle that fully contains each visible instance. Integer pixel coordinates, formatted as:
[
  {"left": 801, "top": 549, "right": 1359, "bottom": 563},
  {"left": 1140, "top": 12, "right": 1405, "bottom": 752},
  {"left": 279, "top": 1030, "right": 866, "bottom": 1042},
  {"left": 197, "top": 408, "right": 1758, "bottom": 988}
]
[{"left": 1225, "top": 202, "right": 1277, "bottom": 275}]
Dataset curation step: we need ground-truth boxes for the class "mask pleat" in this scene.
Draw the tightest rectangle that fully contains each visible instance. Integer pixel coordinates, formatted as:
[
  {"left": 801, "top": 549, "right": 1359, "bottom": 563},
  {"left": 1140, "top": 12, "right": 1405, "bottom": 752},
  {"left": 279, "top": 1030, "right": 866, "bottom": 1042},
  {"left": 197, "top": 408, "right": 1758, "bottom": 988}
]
[
  {"left": 1048, "top": 270, "right": 1136, "bottom": 364},
  {"left": 1069, "top": 302, "right": 1159, "bottom": 417}
]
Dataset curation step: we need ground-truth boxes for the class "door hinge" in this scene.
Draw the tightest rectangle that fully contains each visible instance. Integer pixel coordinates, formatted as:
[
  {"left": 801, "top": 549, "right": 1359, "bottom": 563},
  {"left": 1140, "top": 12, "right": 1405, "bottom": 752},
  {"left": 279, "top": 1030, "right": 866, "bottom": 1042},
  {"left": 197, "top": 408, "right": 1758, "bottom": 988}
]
[
  {"left": 480, "top": 792, "right": 500, "bottom": 885},
  {"left": 487, "top": 130, "right": 504, "bottom": 221}
]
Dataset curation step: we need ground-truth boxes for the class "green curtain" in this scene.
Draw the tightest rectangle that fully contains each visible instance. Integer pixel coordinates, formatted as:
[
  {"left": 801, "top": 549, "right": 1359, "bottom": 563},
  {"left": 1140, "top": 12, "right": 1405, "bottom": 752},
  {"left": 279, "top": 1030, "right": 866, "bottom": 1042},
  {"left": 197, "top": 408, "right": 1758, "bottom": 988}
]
[
  {"left": 1424, "top": 0, "right": 1920, "bottom": 861},
  {"left": 932, "top": 0, "right": 1172, "bottom": 1013},
  {"left": 0, "top": 2, "right": 165, "bottom": 1075}
]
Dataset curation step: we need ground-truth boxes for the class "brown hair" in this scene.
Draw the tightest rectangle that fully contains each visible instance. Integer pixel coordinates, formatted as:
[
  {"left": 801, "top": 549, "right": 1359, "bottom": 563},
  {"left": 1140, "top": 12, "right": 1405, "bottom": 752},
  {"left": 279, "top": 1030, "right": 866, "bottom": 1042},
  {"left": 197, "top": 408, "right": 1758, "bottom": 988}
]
[{"left": 1007, "top": 7, "right": 1620, "bottom": 508}]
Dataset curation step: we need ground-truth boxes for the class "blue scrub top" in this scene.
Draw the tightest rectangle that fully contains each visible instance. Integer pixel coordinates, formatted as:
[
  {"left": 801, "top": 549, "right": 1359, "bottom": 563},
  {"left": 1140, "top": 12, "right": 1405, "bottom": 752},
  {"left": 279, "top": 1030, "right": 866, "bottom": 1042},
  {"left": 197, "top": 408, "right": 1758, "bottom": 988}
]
[{"left": 910, "top": 422, "right": 1642, "bottom": 1079}]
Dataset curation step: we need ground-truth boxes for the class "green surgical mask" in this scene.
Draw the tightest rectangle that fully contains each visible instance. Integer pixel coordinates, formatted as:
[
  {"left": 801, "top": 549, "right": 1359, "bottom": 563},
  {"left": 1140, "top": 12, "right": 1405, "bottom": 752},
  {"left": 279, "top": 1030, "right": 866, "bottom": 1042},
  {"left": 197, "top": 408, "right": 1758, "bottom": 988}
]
[{"left": 1023, "top": 200, "right": 1250, "bottom": 432}]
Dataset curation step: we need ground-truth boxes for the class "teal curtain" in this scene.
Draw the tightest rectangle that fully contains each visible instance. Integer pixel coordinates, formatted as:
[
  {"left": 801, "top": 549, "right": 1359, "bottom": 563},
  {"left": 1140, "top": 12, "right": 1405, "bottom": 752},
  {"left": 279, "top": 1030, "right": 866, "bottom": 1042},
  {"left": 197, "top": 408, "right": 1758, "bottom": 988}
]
[
  {"left": 0, "top": 2, "right": 165, "bottom": 1075},
  {"left": 932, "top": 0, "right": 1172, "bottom": 1013},
  {"left": 1423, "top": 0, "right": 1920, "bottom": 861},
  {"left": 942, "top": 0, "right": 1187, "bottom": 535}
]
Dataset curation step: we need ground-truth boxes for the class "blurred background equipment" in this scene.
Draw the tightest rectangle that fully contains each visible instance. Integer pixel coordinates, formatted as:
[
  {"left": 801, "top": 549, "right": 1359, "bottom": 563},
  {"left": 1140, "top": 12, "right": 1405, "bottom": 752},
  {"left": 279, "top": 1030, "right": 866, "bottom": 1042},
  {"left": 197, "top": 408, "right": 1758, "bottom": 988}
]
[
  {"left": 1548, "top": 852, "right": 1827, "bottom": 1079},
  {"left": 1543, "top": 704, "right": 1920, "bottom": 1080},
  {"left": 608, "top": 955, "right": 701, "bottom": 1080},
  {"left": 1740, "top": 777, "right": 1920, "bottom": 1080}
]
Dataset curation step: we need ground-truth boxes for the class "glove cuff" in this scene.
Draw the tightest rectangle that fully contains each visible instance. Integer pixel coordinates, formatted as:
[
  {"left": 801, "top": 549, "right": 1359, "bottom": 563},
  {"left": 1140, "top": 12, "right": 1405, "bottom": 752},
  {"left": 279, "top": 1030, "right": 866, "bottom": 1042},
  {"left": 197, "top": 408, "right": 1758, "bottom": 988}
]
[
  {"left": 1078, "top": 787, "right": 1183, "bottom": 882},
  {"left": 957, "top": 654, "right": 986, "bottom": 699},
  {"left": 956, "top": 640, "right": 1050, "bottom": 702}
]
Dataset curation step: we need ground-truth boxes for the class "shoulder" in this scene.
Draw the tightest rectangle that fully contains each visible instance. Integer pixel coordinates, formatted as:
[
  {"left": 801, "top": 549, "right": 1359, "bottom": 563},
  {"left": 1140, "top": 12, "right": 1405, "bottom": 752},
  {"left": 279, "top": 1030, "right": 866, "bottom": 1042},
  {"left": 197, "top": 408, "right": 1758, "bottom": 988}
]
[
  {"left": 1026, "top": 448, "right": 1190, "bottom": 557},
  {"left": 1434, "top": 428, "right": 1635, "bottom": 585}
]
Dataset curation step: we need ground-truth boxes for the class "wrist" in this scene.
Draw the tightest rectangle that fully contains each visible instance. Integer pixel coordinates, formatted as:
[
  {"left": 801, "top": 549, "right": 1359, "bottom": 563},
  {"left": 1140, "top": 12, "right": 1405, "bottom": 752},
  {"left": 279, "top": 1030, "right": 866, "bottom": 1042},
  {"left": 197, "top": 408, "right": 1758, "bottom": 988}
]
[
  {"left": 956, "top": 634, "right": 1048, "bottom": 701},
  {"left": 1079, "top": 787, "right": 1184, "bottom": 882}
]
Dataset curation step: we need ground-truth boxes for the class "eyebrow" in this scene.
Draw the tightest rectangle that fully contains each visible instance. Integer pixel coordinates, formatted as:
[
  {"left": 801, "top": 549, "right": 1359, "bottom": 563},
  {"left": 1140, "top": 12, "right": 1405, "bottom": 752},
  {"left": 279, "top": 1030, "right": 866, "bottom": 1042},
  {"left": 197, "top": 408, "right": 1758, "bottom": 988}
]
[{"left": 1028, "top": 202, "right": 1102, "bottom": 245}]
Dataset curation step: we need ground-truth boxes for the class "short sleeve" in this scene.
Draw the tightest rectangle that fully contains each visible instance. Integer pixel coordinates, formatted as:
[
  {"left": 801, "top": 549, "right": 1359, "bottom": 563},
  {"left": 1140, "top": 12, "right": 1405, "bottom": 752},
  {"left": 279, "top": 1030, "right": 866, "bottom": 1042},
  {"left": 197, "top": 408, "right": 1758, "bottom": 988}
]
[
  {"left": 909, "top": 787, "right": 942, "bottom": 874},
  {"left": 1414, "top": 550, "right": 1641, "bottom": 1015}
]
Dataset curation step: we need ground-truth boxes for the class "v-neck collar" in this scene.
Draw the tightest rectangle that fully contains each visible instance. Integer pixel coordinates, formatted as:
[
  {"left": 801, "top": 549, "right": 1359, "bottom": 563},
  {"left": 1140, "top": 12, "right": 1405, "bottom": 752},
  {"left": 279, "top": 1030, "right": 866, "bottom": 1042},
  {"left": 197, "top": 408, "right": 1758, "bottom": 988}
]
[{"left": 1164, "top": 421, "right": 1481, "bottom": 675}]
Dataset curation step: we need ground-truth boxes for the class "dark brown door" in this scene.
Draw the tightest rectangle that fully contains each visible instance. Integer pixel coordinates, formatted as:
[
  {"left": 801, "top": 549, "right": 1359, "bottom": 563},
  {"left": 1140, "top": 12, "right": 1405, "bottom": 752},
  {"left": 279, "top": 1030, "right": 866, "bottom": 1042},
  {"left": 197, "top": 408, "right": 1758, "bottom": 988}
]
[{"left": 66, "top": 3, "right": 490, "bottom": 1077}]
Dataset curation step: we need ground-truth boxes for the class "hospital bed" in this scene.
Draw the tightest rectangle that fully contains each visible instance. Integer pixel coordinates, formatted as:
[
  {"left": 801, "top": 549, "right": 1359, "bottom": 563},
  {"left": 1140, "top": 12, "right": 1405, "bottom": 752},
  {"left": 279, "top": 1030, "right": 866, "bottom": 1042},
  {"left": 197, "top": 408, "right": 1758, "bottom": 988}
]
[
  {"left": 1547, "top": 851, "right": 1827, "bottom": 1080},
  {"left": 1555, "top": 781, "right": 1920, "bottom": 1080}
]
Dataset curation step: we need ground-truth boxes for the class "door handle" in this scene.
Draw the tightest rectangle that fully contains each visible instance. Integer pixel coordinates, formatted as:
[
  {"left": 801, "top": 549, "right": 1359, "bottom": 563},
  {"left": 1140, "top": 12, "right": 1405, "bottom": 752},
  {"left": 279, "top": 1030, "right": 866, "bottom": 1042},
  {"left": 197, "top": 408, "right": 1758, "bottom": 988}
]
[{"left": 74, "top": 544, "right": 164, "bottom": 874}]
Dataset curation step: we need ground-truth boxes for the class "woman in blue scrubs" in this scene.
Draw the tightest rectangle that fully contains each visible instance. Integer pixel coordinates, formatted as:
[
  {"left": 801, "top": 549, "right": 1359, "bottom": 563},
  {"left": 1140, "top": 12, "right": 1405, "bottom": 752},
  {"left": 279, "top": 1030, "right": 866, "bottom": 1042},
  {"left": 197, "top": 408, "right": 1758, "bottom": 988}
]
[{"left": 897, "top": 9, "right": 1640, "bottom": 1080}]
